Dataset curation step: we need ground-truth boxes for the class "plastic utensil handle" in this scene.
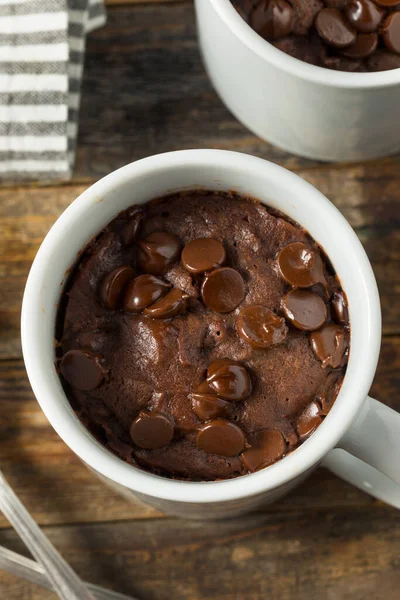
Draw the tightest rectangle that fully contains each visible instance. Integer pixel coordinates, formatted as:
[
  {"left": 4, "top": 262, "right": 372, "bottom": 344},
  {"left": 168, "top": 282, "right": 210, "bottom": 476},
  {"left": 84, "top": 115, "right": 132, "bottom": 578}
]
[
  {"left": 322, "top": 396, "right": 400, "bottom": 509},
  {"left": 0, "top": 546, "right": 137, "bottom": 600},
  {"left": 0, "top": 471, "right": 96, "bottom": 600}
]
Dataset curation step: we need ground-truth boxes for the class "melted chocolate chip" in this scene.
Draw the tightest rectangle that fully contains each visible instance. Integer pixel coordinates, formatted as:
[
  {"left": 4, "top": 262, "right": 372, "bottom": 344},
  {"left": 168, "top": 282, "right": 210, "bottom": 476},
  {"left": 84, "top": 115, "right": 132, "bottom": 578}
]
[
  {"left": 59, "top": 349, "right": 104, "bottom": 391},
  {"left": 123, "top": 274, "right": 170, "bottom": 312},
  {"left": 100, "top": 266, "right": 135, "bottom": 310},
  {"left": 277, "top": 242, "right": 327, "bottom": 289},
  {"left": 201, "top": 267, "right": 246, "bottom": 313},
  {"left": 237, "top": 305, "right": 288, "bottom": 349},
  {"left": 315, "top": 8, "right": 357, "bottom": 48},
  {"left": 206, "top": 359, "right": 252, "bottom": 401},
  {"left": 310, "top": 323, "right": 348, "bottom": 368},
  {"left": 130, "top": 410, "right": 175, "bottom": 449},
  {"left": 296, "top": 402, "right": 322, "bottom": 439},
  {"left": 345, "top": 0, "right": 385, "bottom": 33},
  {"left": 317, "top": 371, "right": 343, "bottom": 415},
  {"left": 282, "top": 289, "right": 327, "bottom": 331},
  {"left": 331, "top": 290, "right": 349, "bottom": 325},
  {"left": 120, "top": 209, "right": 143, "bottom": 246},
  {"left": 181, "top": 238, "right": 226, "bottom": 273},
  {"left": 241, "top": 429, "right": 286, "bottom": 472},
  {"left": 381, "top": 12, "right": 400, "bottom": 54},
  {"left": 143, "top": 288, "right": 189, "bottom": 319},
  {"left": 192, "top": 395, "right": 232, "bottom": 421},
  {"left": 341, "top": 32, "right": 378, "bottom": 58},
  {"left": 136, "top": 231, "right": 181, "bottom": 275},
  {"left": 251, "top": 0, "right": 294, "bottom": 40},
  {"left": 191, "top": 382, "right": 232, "bottom": 421},
  {"left": 196, "top": 419, "right": 246, "bottom": 457}
]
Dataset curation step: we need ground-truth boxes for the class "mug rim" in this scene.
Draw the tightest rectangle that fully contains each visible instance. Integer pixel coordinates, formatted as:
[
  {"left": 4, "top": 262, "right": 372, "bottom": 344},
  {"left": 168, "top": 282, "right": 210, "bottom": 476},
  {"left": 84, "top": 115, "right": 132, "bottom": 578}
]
[
  {"left": 210, "top": 0, "right": 400, "bottom": 89},
  {"left": 21, "top": 149, "right": 381, "bottom": 504}
]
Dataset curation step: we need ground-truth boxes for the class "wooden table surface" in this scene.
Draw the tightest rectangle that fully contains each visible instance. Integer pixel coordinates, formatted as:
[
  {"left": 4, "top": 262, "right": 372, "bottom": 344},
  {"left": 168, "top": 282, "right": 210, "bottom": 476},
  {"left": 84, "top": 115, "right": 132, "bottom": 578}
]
[{"left": 0, "top": 1, "right": 399, "bottom": 598}]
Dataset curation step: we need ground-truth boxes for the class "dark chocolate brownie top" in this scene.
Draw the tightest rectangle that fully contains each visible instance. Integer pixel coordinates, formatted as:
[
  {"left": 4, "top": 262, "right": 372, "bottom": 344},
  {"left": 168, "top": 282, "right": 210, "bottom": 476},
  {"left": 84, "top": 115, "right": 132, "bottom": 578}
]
[{"left": 57, "top": 191, "right": 349, "bottom": 481}]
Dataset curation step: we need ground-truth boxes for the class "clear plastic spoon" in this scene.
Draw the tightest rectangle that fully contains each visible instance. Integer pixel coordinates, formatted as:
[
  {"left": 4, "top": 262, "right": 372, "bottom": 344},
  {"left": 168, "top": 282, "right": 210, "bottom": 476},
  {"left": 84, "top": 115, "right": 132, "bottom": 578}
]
[
  {"left": 0, "top": 545, "right": 136, "bottom": 600},
  {"left": 0, "top": 470, "right": 97, "bottom": 600}
]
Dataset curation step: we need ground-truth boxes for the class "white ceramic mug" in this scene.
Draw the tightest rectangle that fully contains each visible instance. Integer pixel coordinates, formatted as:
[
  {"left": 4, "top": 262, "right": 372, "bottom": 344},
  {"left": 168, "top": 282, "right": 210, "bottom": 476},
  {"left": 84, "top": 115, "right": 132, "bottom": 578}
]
[
  {"left": 22, "top": 150, "right": 400, "bottom": 519},
  {"left": 195, "top": 0, "right": 400, "bottom": 162}
]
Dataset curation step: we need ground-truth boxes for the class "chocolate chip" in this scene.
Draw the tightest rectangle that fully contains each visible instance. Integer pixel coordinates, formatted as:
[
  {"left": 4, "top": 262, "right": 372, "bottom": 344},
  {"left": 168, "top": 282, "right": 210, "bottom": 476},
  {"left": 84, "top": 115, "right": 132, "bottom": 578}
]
[
  {"left": 136, "top": 231, "right": 181, "bottom": 275},
  {"left": 237, "top": 305, "right": 288, "bottom": 349},
  {"left": 310, "top": 323, "right": 348, "bottom": 368},
  {"left": 143, "top": 288, "right": 189, "bottom": 319},
  {"left": 192, "top": 395, "right": 232, "bottom": 421},
  {"left": 100, "top": 266, "right": 135, "bottom": 310},
  {"left": 201, "top": 267, "right": 245, "bottom": 313},
  {"left": 341, "top": 32, "right": 378, "bottom": 57},
  {"left": 206, "top": 359, "right": 252, "bottom": 401},
  {"left": 381, "top": 12, "right": 400, "bottom": 54},
  {"left": 130, "top": 410, "right": 175, "bottom": 449},
  {"left": 315, "top": 8, "right": 357, "bottom": 48},
  {"left": 120, "top": 209, "right": 143, "bottom": 246},
  {"left": 317, "top": 371, "right": 343, "bottom": 415},
  {"left": 296, "top": 402, "right": 322, "bottom": 439},
  {"left": 251, "top": 0, "right": 294, "bottom": 40},
  {"left": 241, "top": 429, "right": 285, "bottom": 472},
  {"left": 367, "top": 49, "right": 400, "bottom": 70},
  {"left": 345, "top": 0, "right": 385, "bottom": 33},
  {"left": 277, "top": 242, "right": 327, "bottom": 289},
  {"left": 196, "top": 419, "right": 246, "bottom": 457},
  {"left": 123, "top": 274, "right": 171, "bottom": 312},
  {"left": 181, "top": 238, "right": 226, "bottom": 274},
  {"left": 282, "top": 289, "right": 327, "bottom": 331},
  {"left": 331, "top": 290, "right": 349, "bottom": 325},
  {"left": 197, "top": 380, "right": 214, "bottom": 394},
  {"left": 59, "top": 349, "right": 104, "bottom": 391},
  {"left": 191, "top": 381, "right": 232, "bottom": 421}
]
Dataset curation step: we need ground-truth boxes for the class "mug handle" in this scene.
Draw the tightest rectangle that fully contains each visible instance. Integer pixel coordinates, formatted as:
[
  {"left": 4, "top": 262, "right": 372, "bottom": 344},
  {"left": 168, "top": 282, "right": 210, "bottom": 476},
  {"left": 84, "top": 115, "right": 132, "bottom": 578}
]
[{"left": 322, "top": 396, "right": 400, "bottom": 509}]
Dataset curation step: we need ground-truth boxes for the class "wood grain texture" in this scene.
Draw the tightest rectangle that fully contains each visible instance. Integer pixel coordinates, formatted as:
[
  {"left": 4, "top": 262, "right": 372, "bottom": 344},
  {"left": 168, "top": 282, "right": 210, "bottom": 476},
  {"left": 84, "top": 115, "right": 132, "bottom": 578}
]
[{"left": 1, "top": 505, "right": 400, "bottom": 600}]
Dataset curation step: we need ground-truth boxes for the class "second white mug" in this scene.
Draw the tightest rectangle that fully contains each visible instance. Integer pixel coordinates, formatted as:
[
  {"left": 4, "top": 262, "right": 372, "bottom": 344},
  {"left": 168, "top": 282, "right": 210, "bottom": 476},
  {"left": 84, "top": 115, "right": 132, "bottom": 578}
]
[{"left": 195, "top": 0, "right": 400, "bottom": 162}]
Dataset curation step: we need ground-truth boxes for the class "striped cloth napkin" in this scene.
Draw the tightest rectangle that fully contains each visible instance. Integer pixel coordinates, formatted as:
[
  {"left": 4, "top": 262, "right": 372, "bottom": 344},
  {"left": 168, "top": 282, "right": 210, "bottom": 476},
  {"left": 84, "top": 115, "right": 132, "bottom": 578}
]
[{"left": 0, "top": 0, "right": 106, "bottom": 182}]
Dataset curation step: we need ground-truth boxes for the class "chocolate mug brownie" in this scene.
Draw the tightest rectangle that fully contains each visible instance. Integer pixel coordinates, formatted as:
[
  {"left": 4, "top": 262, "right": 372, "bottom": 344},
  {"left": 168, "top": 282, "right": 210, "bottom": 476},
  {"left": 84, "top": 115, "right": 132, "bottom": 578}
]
[
  {"left": 231, "top": 0, "right": 400, "bottom": 72},
  {"left": 56, "top": 191, "right": 349, "bottom": 481}
]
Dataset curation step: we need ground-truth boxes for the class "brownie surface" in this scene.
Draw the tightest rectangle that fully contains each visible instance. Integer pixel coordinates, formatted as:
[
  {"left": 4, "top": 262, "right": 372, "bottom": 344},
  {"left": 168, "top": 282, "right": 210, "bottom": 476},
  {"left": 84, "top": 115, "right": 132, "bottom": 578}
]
[{"left": 57, "top": 191, "right": 348, "bottom": 481}]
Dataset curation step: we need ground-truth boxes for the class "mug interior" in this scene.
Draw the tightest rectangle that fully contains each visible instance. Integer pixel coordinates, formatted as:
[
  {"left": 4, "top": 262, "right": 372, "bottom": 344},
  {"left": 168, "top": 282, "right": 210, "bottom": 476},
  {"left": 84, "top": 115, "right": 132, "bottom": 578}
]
[
  {"left": 21, "top": 150, "right": 381, "bottom": 504},
  {"left": 212, "top": 0, "right": 400, "bottom": 89}
]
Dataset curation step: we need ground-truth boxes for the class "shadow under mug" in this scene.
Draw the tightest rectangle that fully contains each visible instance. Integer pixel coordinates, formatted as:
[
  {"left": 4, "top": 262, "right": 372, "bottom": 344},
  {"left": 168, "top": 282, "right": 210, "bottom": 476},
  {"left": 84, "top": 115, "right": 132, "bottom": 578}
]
[
  {"left": 195, "top": 0, "right": 400, "bottom": 163},
  {"left": 22, "top": 150, "right": 400, "bottom": 519}
]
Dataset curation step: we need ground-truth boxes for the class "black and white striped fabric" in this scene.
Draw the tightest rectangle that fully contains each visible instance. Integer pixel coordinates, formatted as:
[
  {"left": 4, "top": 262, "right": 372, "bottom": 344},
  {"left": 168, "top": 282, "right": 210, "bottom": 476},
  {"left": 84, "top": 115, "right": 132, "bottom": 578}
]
[{"left": 0, "top": 0, "right": 106, "bottom": 181}]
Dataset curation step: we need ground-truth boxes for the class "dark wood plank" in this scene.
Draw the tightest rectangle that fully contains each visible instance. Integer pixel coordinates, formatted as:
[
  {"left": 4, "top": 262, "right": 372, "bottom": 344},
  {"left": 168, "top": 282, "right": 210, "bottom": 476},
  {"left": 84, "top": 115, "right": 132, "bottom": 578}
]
[
  {"left": 1, "top": 505, "right": 400, "bottom": 600},
  {"left": 0, "top": 333, "right": 398, "bottom": 530}
]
